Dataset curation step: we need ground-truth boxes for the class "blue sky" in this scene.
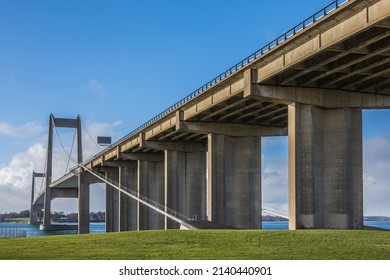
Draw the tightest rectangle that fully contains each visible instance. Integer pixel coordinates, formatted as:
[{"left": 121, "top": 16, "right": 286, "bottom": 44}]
[{"left": 1, "top": 0, "right": 389, "bottom": 216}]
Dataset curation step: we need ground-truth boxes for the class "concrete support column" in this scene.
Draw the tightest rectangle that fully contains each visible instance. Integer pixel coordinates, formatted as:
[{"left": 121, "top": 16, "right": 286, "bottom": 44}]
[
  {"left": 30, "top": 206, "right": 41, "bottom": 225},
  {"left": 119, "top": 164, "right": 138, "bottom": 231},
  {"left": 208, "top": 134, "right": 261, "bottom": 229},
  {"left": 30, "top": 172, "right": 43, "bottom": 225},
  {"left": 106, "top": 170, "right": 120, "bottom": 232},
  {"left": 165, "top": 150, "right": 207, "bottom": 229},
  {"left": 138, "top": 160, "right": 165, "bottom": 230},
  {"left": 78, "top": 170, "right": 90, "bottom": 234},
  {"left": 43, "top": 116, "right": 54, "bottom": 227},
  {"left": 288, "top": 103, "right": 363, "bottom": 229}
]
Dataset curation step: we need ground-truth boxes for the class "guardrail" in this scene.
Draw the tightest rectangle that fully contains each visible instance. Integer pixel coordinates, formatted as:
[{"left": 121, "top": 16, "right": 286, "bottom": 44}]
[
  {"left": 79, "top": 164, "right": 197, "bottom": 229},
  {"left": 85, "top": 0, "right": 349, "bottom": 163},
  {"left": 0, "top": 226, "right": 27, "bottom": 238}
]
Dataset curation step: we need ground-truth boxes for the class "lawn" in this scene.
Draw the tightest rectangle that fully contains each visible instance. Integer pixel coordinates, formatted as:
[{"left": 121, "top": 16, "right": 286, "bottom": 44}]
[
  {"left": 2, "top": 217, "right": 30, "bottom": 223},
  {"left": 1, "top": 229, "right": 389, "bottom": 260}
]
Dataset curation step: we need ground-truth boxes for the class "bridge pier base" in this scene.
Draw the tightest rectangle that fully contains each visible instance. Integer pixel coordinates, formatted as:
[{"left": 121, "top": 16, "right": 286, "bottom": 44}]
[
  {"left": 138, "top": 160, "right": 165, "bottom": 230},
  {"left": 165, "top": 150, "right": 207, "bottom": 229},
  {"left": 106, "top": 170, "right": 120, "bottom": 232},
  {"left": 208, "top": 134, "right": 261, "bottom": 229},
  {"left": 119, "top": 164, "right": 138, "bottom": 231},
  {"left": 30, "top": 205, "right": 42, "bottom": 225},
  {"left": 288, "top": 103, "right": 363, "bottom": 229},
  {"left": 78, "top": 170, "right": 91, "bottom": 234}
]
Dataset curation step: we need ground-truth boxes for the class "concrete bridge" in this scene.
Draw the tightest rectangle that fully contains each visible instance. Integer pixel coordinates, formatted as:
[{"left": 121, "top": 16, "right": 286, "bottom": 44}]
[{"left": 30, "top": 0, "right": 390, "bottom": 233}]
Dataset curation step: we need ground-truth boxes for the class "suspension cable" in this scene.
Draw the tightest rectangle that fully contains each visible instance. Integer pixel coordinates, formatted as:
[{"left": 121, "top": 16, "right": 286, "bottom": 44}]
[
  {"left": 80, "top": 118, "right": 102, "bottom": 150},
  {"left": 262, "top": 207, "right": 289, "bottom": 220},
  {"left": 52, "top": 117, "right": 77, "bottom": 165},
  {"left": 263, "top": 205, "right": 289, "bottom": 215},
  {"left": 37, "top": 148, "right": 48, "bottom": 196},
  {"left": 78, "top": 163, "right": 196, "bottom": 229},
  {"left": 65, "top": 129, "right": 77, "bottom": 174}
]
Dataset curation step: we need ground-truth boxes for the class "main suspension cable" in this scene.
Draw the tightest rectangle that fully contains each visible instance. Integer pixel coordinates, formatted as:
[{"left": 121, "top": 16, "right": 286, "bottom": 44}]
[
  {"left": 80, "top": 118, "right": 102, "bottom": 150},
  {"left": 52, "top": 117, "right": 77, "bottom": 166},
  {"left": 65, "top": 129, "right": 77, "bottom": 174},
  {"left": 36, "top": 149, "right": 48, "bottom": 198}
]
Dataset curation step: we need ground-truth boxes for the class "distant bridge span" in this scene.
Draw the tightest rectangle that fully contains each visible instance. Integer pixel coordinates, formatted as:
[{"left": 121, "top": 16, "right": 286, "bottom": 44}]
[{"left": 31, "top": 0, "right": 390, "bottom": 233}]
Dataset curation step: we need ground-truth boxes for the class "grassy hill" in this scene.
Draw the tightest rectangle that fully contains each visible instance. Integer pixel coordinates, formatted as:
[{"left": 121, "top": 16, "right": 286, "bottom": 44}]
[{"left": 0, "top": 229, "right": 389, "bottom": 260}]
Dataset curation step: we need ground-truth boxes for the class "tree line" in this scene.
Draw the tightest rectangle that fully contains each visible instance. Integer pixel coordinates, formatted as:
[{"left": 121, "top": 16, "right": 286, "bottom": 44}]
[
  {"left": 0, "top": 210, "right": 105, "bottom": 222},
  {"left": 0, "top": 210, "right": 30, "bottom": 222},
  {"left": 50, "top": 211, "right": 105, "bottom": 222}
]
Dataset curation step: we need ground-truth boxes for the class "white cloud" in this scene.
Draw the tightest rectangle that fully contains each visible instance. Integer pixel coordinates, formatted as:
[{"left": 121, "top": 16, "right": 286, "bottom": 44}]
[
  {"left": 81, "top": 79, "right": 106, "bottom": 98},
  {"left": 0, "top": 121, "right": 44, "bottom": 138},
  {"left": 0, "top": 143, "right": 46, "bottom": 213},
  {"left": 0, "top": 184, "right": 30, "bottom": 213},
  {"left": 0, "top": 119, "right": 122, "bottom": 213},
  {"left": 0, "top": 144, "right": 46, "bottom": 189},
  {"left": 363, "top": 135, "right": 390, "bottom": 216},
  {"left": 0, "top": 152, "right": 32, "bottom": 190},
  {"left": 262, "top": 156, "right": 288, "bottom": 213}
]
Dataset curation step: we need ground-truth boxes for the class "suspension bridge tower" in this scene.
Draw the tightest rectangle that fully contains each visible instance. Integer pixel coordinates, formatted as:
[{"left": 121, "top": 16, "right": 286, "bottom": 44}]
[{"left": 32, "top": 114, "right": 83, "bottom": 229}]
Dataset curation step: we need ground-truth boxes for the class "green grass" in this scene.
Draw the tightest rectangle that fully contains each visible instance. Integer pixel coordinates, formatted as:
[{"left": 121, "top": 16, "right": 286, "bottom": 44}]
[
  {"left": 1, "top": 229, "right": 389, "bottom": 260},
  {"left": 3, "top": 217, "right": 30, "bottom": 223}
]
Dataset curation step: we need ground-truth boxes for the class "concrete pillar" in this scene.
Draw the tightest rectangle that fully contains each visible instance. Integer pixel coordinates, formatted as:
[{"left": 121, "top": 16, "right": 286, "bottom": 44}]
[
  {"left": 165, "top": 150, "right": 207, "bottom": 229},
  {"left": 106, "top": 170, "right": 120, "bottom": 232},
  {"left": 138, "top": 160, "right": 165, "bottom": 230},
  {"left": 208, "top": 134, "right": 261, "bottom": 229},
  {"left": 78, "top": 170, "right": 90, "bottom": 234},
  {"left": 288, "top": 103, "right": 363, "bottom": 229},
  {"left": 119, "top": 164, "right": 138, "bottom": 231},
  {"left": 30, "top": 171, "right": 45, "bottom": 225},
  {"left": 30, "top": 206, "right": 41, "bottom": 225},
  {"left": 43, "top": 116, "right": 54, "bottom": 226}
]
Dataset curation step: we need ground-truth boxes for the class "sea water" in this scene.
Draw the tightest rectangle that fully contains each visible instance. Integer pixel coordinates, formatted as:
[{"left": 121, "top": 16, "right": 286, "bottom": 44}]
[
  {"left": 262, "top": 221, "right": 390, "bottom": 230},
  {"left": 1, "top": 221, "right": 389, "bottom": 237},
  {"left": 0, "top": 222, "right": 105, "bottom": 237}
]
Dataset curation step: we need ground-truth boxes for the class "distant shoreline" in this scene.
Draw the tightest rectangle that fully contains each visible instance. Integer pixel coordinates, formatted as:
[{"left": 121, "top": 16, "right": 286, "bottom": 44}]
[
  {"left": 1, "top": 216, "right": 390, "bottom": 223},
  {"left": 263, "top": 215, "right": 390, "bottom": 222},
  {"left": 363, "top": 216, "right": 390, "bottom": 221}
]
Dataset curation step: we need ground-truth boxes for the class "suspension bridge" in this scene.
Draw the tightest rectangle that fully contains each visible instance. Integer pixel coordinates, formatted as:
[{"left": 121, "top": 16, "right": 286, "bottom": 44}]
[{"left": 30, "top": 0, "right": 389, "bottom": 233}]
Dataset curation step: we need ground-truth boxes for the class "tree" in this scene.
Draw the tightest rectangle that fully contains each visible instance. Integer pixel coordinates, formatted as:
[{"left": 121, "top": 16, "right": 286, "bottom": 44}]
[{"left": 18, "top": 210, "right": 30, "bottom": 218}]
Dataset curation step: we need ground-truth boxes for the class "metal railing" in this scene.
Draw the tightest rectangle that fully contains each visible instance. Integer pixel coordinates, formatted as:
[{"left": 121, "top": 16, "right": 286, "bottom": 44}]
[
  {"left": 0, "top": 226, "right": 27, "bottom": 238},
  {"left": 85, "top": 0, "right": 349, "bottom": 163},
  {"left": 262, "top": 208, "right": 289, "bottom": 220},
  {"left": 79, "top": 164, "right": 197, "bottom": 229}
]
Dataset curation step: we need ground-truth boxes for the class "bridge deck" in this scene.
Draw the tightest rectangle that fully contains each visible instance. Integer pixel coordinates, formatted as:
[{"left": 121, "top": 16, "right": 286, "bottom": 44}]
[{"left": 82, "top": 0, "right": 389, "bottom": 169}]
